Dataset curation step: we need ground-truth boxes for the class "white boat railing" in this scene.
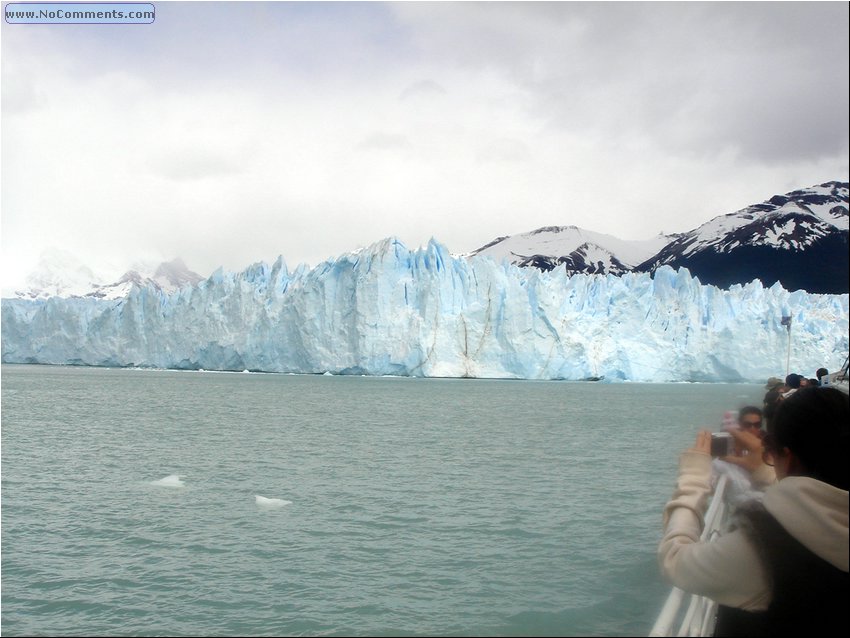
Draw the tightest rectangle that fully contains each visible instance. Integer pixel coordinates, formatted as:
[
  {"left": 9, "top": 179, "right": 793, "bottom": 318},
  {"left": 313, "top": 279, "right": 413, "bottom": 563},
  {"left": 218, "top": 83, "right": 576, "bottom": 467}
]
[
  {"left": 824, "top": 359, "right": 849, "bottom": 394},
  {"left": 649, "top": 474, "right": 730, "bottom": 637}
]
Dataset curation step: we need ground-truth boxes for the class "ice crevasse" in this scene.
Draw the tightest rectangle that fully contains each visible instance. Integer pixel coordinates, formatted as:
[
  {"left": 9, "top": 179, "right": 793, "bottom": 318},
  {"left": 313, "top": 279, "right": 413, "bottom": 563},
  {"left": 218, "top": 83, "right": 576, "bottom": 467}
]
[{"left": 2, "top": 238, "right": 847, "bottom": 382}]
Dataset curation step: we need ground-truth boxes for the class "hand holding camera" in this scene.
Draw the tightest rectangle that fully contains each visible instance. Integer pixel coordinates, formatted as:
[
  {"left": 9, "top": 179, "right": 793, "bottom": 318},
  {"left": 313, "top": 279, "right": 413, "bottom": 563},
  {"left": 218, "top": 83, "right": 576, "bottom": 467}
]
[
  {"left": 690, "top": 410, "right": 767, "bottom": 474},
  {"left": 709, "top": 410, "right": 739, "bottom": 457},
  {"left": 720, "top": 428, "right": 767, "bottom": 473},
  {"left": 710, "top": 431, "right": 736, "bottom": 457}
]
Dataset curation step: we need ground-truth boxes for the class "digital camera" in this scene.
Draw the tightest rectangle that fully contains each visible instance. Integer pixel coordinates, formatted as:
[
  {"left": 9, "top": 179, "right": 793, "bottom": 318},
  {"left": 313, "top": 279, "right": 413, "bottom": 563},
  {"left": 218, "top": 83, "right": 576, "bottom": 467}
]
[{"left": 710, "top": 431, "right": 735, "bottom": 457}]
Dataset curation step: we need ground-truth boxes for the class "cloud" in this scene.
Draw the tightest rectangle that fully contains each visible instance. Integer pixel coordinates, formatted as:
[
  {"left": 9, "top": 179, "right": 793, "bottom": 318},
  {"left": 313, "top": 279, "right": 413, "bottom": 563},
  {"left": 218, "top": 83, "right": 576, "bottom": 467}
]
[
  {"left": 356, "top": 133, "right": 413, "bottom": 153},
  {"left": 390, "top": 2, "right": 850, "bottom": 164},
  {"left": 1, "top": 67, "right": 47, "bottom": 114},
  {"left": 476, "top": 138, "right": 531, "bottom": 164},
  {"left": 148, "top": 150, "right": 242, "bottom": 182},
  {"left": 1, "top": 2, "right": 847, "bottom": 289},
  {"left": 399, "top": 80, "right": 447, "bottom": 101}
]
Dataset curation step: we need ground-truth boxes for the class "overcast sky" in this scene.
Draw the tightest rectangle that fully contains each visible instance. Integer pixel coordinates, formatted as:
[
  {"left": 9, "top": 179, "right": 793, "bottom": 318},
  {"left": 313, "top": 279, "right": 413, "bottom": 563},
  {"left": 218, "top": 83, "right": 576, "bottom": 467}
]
[{"left": 2, "top": 1, "right": 848, "bottom": 287}]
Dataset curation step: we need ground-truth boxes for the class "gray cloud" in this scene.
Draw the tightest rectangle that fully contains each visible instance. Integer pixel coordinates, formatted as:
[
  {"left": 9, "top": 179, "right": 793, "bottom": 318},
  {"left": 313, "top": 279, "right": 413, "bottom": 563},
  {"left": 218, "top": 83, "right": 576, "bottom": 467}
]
[
  {"left": 2, "top": 2, "right": 847, "bottom": 288},
  {"left": 399, "top": 80, "right": 447, "bottom": 101},
  {"left": 392, "top": 2, "right": 850, "bottom": 163}
]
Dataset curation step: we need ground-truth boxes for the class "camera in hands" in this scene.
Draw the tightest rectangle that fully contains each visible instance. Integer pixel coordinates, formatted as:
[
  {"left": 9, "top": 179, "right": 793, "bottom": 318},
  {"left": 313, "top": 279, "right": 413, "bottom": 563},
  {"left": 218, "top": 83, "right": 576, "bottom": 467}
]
[{"left": 710, "top": 431, "right": 735, "bottom": 457}]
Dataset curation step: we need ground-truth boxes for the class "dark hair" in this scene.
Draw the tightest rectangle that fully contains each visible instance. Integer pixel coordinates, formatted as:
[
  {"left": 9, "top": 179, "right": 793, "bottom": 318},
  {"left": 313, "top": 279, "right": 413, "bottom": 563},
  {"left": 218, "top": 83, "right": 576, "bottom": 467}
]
[
  {"left": 762, "top": 389, "right": 784, "bottom": 426},
  {"left": 739, "top": 406, "right": 763, "bottom": 420},
  {"left": 768, "top": 387, "right": 849, "bottom": 490},
  {"left": 785, "top": 373, "right": 802, "bottom": 389},
  {"left": 816, "top": 368, "right": 829, "bottom": 379}
]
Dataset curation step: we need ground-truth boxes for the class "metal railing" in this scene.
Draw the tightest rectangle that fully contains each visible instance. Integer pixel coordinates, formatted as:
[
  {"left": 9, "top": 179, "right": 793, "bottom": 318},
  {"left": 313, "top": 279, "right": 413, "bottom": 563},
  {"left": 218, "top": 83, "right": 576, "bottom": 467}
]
[{"left": 649, "top": 474, "right": 730, "bottom": 637}]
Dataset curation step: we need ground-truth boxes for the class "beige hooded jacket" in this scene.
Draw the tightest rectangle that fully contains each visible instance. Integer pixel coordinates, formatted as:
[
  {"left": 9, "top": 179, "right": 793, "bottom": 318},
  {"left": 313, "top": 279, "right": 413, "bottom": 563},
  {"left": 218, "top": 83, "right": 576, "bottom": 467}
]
[{"left": 658, "top": 450, "right": 849, "bottom": 611}]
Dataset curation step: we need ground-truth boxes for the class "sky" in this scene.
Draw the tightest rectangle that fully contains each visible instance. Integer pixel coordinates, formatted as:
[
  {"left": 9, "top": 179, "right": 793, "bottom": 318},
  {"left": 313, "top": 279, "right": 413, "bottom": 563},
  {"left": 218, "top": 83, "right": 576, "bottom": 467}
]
[{"left": 2, "top": 0, "right": 849, "bottom": 288}]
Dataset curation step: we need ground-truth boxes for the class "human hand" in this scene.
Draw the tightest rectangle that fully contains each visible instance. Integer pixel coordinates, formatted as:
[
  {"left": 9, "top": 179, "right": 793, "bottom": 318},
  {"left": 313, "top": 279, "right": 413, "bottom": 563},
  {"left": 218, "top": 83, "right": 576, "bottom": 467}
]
[
  {"left": 721, "top": 428, "right": 766, "bottom": 473},
  {"left": 688, "top": 430, "right": 712, "bottom": 456}
]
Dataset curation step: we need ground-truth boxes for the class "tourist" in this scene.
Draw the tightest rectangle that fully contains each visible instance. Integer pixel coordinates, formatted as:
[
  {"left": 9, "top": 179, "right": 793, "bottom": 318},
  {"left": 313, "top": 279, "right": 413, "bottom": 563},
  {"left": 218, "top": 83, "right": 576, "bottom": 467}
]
[
  {"left": 709, "top": 407, "right": 774, "bottom": 507},
  {"left": 737, "top": 406, "right": 763, "bottom": 437},
  {"left": 658, "top": 387, "right": 849, "bottom": 635}
]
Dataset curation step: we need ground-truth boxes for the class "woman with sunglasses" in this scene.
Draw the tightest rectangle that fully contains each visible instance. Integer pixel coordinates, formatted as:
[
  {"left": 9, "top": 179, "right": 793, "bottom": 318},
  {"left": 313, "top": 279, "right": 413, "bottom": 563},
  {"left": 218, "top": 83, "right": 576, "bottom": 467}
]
[{"left": 658, "top": 387, "right": 848, "bottom": 635}]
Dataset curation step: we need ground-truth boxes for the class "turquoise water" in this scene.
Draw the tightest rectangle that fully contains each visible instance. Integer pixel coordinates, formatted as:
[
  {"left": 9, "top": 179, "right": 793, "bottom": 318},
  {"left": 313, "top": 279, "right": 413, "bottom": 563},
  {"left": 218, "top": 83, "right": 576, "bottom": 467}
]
[{"left": 1, "top": 365, "right": 764, "bottom": 636}]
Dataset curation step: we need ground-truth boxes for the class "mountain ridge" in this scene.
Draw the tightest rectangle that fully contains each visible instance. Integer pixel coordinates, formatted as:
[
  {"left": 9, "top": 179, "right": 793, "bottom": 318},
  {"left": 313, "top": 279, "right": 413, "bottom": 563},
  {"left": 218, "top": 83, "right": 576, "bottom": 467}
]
[
  {"left": 12, "top": 253, "right": 204, "bottom": 300},
  {"left": 634, "top": 181, "right": 848, "bottom": 293},
  {"left": 8, "top": 180, "right": 848, "bottom": 299},
  {"left": 472, "top": 180, "right": 848, "bottom": 294}
]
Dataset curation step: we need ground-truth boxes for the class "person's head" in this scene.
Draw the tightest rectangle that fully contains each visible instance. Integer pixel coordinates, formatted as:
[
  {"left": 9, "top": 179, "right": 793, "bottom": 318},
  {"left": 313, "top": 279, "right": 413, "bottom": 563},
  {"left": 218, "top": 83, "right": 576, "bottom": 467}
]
[
  {"left": 762, "top": 388, "right": 786, "bottom": 427},
  {"left": 785, "top": 373, "right": 802, "bottom": 389},
  {"left": 816, "top": 367, "right": 829, "bottom": 380},
  {"left": 763, "top": 387, "right": 849, "bottom": 489},
  {"left": 738, "top": 406, "right": 763, "bottom": 433},
  {"left": 765, "top": 376, "right": 784, "bottom": 392}
]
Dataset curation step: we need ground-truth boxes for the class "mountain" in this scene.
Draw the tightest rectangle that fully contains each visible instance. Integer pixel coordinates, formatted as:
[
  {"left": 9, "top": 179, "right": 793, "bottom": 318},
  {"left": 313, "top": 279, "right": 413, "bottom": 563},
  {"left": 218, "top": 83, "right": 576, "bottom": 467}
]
[
  {"left": 11, "top": 253, "right": 205, "bottom": 300},
  {"left": 635, "top": 181, "right": 848, "bottom": 294},
  {"left": 471, "top": 181, "right": 849, "bottom": 294},
  {"left": 12, "top": 181, "right": 845, "bottom": 303},
  {"left": 470, "top": 225, "right": 675, "bottom": 275},
  {"left": 11, "top": 248, "right": 107, "bottom": 300},
  {"left": 2, "top": 239, "right": 847, "bottom": 382},
  {"left": 85, "top": 258, "right": 205, "bottom": 299}
]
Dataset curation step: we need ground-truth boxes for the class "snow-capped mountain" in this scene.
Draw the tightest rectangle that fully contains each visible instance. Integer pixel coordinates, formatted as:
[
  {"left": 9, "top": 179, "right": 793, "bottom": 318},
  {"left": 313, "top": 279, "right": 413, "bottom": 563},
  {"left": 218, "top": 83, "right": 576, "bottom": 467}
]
[
  {"left": 11, "top": 251, "right": 204, "bottom": 300},
  {"left": 470, "top": 226, "right": 675, "bottom": 275},
  {"left": 12, "top": 248, "right": 108, "bottom": 300},
  {"left": 85, "top": 258, "right": 205, "bottom": 299},
  {"left": 636, "top": 181, "right": 848, "bottom": 294},
  {"left": 9, "top": 180, "right": 848, "bottom": 305},
  {"left": 471, "top": 181, "right": 848, "bottom": 294}
]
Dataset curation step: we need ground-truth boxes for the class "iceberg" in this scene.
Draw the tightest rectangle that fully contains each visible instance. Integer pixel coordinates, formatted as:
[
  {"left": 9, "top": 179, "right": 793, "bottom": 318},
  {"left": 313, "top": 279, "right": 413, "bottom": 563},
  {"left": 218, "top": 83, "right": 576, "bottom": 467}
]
[
  {"left": 150, "top": 474, "right": 186, "bottom": 488},
  {"left": 2, "top": 238, "right": 847, "bottom": 382},
  {"left": 255, "top": 495, "right": 292, "bottom": 508}
]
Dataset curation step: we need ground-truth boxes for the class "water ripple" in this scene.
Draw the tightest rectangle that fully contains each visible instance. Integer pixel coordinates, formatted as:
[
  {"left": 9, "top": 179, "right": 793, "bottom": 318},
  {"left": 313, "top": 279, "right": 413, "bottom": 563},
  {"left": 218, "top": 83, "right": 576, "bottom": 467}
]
[{"left": 2, "top": 366, "right": 765, "bottom": 636}]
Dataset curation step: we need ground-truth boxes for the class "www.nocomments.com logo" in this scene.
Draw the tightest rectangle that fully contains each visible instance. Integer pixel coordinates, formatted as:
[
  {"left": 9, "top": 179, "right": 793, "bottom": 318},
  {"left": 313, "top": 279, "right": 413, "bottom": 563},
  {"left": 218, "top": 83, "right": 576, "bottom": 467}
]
[{"left": 5, "top": 3, "right": 155, "bottom": 24}]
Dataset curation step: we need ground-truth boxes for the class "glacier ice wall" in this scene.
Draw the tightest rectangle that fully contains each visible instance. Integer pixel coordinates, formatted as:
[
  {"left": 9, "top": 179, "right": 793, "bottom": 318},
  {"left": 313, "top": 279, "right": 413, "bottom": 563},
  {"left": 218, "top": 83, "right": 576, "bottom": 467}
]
[{"left": 2, "top": 239, "right": 848, "bottom": 382}]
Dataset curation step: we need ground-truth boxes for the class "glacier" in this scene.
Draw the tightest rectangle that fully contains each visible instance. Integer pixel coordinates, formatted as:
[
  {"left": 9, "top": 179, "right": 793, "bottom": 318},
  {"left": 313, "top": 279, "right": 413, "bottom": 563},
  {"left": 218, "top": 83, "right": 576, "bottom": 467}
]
[{"left": 2, "top": 238, "right": 848, "bottom": 382}]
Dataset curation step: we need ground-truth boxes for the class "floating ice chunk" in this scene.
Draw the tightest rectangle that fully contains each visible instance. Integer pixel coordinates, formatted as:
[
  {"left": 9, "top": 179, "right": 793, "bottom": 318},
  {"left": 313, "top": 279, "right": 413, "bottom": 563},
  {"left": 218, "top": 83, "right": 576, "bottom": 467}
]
[
  {"left": 150, "top": 474, "right": 185, "bottom": 488},
  {"left": 255, "top": 495, "right": 292, "bottom": 508}
]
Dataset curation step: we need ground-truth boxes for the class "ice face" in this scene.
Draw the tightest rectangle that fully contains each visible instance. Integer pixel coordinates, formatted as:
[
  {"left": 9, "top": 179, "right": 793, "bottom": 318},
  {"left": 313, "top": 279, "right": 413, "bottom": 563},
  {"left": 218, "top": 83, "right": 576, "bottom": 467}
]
[{"left": 2, "top": 238, "right": 847, "bottom": 382}]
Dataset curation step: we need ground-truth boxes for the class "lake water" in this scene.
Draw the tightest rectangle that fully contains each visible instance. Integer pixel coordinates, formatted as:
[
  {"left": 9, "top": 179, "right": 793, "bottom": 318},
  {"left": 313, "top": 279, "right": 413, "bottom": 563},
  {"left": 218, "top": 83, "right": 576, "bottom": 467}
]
[{"left": 0, "top": 365, "right": 764, "bottom": 636}]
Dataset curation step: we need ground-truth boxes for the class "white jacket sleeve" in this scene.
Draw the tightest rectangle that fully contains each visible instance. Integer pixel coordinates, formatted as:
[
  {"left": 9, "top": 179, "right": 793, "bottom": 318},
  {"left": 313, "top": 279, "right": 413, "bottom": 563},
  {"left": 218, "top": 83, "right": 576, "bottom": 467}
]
[{"left": 658, "top": 451, "right": 772, "bottom": 611}]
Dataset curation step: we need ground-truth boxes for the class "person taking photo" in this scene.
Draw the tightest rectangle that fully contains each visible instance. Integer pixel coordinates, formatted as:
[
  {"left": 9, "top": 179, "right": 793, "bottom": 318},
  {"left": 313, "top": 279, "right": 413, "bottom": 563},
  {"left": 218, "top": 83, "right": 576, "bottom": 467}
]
[{"left": 658, "top": 386, "right": 849, "bottom": 636}]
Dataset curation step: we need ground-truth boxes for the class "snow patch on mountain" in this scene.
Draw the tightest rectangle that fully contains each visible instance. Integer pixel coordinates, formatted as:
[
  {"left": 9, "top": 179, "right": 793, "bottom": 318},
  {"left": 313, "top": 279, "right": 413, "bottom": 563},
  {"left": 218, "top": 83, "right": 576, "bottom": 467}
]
[
  {"left": 10, "top": 248, "right": 111, "bottom": 300},
  {"left": 9, "top": 250, "right": 204, "bottom": 300},
  {"left": 471, "top": 225, "right": 673, "bottom": 272},
  {"left": 680, "top": 181, "right": 848, "bottom": 256}
]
